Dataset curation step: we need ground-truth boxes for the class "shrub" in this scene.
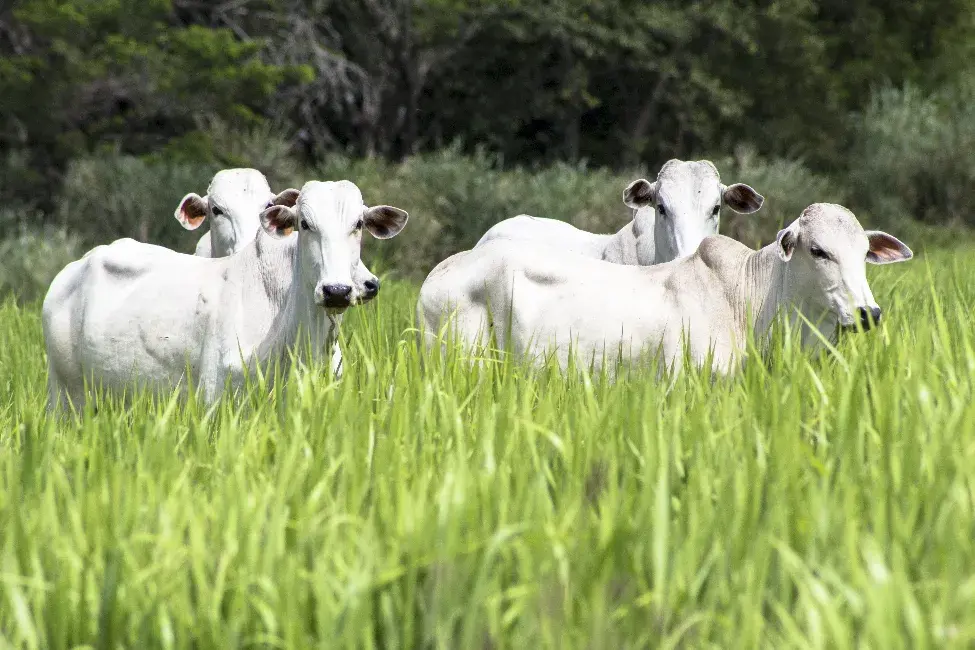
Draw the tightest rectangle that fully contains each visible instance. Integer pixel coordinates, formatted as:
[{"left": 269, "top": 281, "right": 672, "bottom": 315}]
[
  {"left": 56, "top": 155, "right": 219, "bottom": 252},
  {"left": 711, "top": 147, "right": 847, "bottom": 247},
  {"left": 850, "top": 81, "right": 975, "bottom": 226},
  {"left": 159, "top": 118, "right": 301, "bottom": 191},
  {"left": 312, "top": 147, "right": 629, "bottom": 279},
  {"left": 0, "top": 213, "right": 85, "bottom": 304}
]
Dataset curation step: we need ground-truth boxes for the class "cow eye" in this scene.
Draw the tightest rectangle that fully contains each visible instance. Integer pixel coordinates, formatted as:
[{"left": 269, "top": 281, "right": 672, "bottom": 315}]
[
  {"left": 658, "top": 205, "right": 668, "bottom": 218},
  {"left": 711, "top": 205, "right": 721, "bottom": 217},
  {"left": 354, "top": 219, "right": 364, "bottom": 232},
  {"left": 810, "top": 246, "right": 830, "bottom": 261},
  {"left": 211, "top": 206, "right": 224, "bottom": 217},
  {"left": 300, "top": 218, "right": 310, "bottom": 231}
]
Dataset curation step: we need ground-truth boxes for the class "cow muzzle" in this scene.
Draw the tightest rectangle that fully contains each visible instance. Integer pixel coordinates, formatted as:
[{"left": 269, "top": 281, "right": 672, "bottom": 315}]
[
  {"left": 841, "top": 306, "right": 882, "bottom": 332},
  {"left": 360, "top": 277, "right": 380, "bottom": 303},
  {"left": 316, "top": 283, "right": 354, "bottom": 309}
]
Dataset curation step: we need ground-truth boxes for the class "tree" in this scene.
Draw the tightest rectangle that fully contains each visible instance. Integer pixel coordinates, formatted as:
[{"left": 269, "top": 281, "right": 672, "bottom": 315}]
[{"left": 0, "top": 0, "right": 302, "bottom": 208}]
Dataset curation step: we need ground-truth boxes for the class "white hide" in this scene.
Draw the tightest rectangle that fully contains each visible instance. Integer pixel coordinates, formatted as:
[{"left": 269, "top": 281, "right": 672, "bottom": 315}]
[
  {"left": 418, "top": 203, "right": 911, "bottom": 375},
  {"left": 43, "top": 180, "right": 408, "bottom": 411},
  {"left": 475, "top": 159, "right": 764, "bottom": 265}
]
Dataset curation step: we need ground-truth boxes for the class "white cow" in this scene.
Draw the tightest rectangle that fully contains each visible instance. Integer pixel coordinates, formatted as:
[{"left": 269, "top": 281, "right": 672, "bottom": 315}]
[
  {"left": 175, "top": 169, "right": 382, "bottom": 373},
  {"left": 418, "top": 203, "right": 911, "bottom": 375},
  {"left": 43, "top": 180, "right": 408, "bottom": 411},
  {"left": 475, "top": 159, "right": 764, "bottom": 265},
  {"left": 174, "top": 168, "right": 282, "bottom": 258}
]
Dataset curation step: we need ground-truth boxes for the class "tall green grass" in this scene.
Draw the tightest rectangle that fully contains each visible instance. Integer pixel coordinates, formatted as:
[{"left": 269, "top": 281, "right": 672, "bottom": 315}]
[{"left": 1, "top": 248, "right": 974, "bottom": 648}]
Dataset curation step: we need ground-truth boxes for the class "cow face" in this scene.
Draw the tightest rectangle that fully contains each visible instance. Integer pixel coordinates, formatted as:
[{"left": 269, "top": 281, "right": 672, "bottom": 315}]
[
  {"left": 175, "top": 169, "right": 297, "bottom": 257},
  {"left": 776, "top": 203, "right": 912, "bottom": 331},
  {"left": 260, "top": 180, "right": 407, "bottom": 311},
  {"left": 624, "top": 160, "right": 764, "bottom": 264}
]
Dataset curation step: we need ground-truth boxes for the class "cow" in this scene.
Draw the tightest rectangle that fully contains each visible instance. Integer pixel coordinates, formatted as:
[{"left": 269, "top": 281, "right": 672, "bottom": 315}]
[
  {"left": 43, "top": 180, "right": 408, "bottom": 412},
  {"left": 475, "top": 159, "right": 764, "bottom": 265},
  {"left": 174, "top": 168, "right": 381, "bottom": 375},
  {"left": 417, "top": 203, "right": 911, "bottom": 375}
]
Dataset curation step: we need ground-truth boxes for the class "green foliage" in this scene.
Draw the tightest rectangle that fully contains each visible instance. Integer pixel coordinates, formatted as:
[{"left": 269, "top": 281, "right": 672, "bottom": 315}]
[
  {"left": 850, "top": 79, "right": 975, "bottom": 226},
  {"left": 0, "top": 0, "right": 298, "bottom": 207},
  {"left": 54, "top": 154, "right": 218, "bottom": 252},
  {"left": 713, "top": 146, "right": 847, "bottom": 248},
  {"left": 314, "top": 148, "right": 624, "bottom": 276},
  {"left": 4, "top": 0, "right": 975, "bottom": 217},
  {"left": 158, "top": 119, "right": 300, "bottom": 190},
  {"left": 0, "top": 219, "right": 84, "bottom": 304},
  {"left": 1, "top": 247, "right": 973, "bottom": 646}
]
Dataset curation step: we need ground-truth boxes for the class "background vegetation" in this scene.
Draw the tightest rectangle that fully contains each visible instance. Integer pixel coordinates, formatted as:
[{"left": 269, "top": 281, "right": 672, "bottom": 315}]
[
  {"left": 2, "top": 0, "right": 975, "bottom": 303},
  {"left": 3, "top": 2, "right": 975, "bottom": 645}
]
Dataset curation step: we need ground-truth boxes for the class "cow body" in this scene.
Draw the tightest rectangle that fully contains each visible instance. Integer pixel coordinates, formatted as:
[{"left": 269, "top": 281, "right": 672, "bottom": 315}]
[
  {"left": 44, "top": 180, "right": 408, "bottom": 411},
  {"left": 419, "top": 203, "right": 912, "bottom": 375}
]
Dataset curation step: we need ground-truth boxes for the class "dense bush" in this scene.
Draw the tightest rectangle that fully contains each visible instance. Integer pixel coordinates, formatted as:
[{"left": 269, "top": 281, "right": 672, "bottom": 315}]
[
  {"left": 850, "top": 80, "right": 975, "bottom": 226},
  {"left": 713, "top": 147, "right": 848, "bottom": 248},
  {"left": 54, "top": 155, "right": 219, "bottom": 253},
  {"left": 312, "top": 149, "right": 628, "bottom": 277},
  {"left": 2, "top": 101, "right": 970, "bottom": 304},
  {"left": 0, "top": 218, "right": 84, "bottom": 304}
]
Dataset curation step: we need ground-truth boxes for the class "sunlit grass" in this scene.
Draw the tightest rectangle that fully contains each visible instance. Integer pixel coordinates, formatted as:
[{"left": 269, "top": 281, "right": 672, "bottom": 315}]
[{"left": 1, "top": 248, "right": 974, "bottom": 648}]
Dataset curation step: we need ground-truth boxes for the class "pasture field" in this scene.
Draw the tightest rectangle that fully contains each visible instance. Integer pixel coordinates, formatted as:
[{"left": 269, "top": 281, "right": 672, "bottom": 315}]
[{"left": 2, "top": 247, "right": 975, "bottom": 648}]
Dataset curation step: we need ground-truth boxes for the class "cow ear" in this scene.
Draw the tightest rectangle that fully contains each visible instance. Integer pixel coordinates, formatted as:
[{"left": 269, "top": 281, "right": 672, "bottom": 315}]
[
  {"left": 776, "top": 225, "right": 797, "bottom": 262},
  {"left": 722, "top": 183, "right": 764, "bottom": 214},
  {"left": 623, "top": 179, "right": 657, "bottom": 209},
  {"left": 272, "top": 188, "right": 300, "bottom": 207},
  {"left": 261, "top": 205, "right": 297, "bottom": 238},
  {"left": 364, "top": 205, "right": 408, "bottom": 239},
  {"left": 866, "top": 230, "right": 913, "bottom": 264},
  {"left": 175, "top": 193, "right": 208, "bottom": 230}
]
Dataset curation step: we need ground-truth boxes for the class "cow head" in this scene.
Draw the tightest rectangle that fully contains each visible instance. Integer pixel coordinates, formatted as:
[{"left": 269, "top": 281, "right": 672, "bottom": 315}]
[
  {"left": 259, "top": 180, "right": 408, "bottom": 311},
  {"left": 624, "top": 159, "right": 764, "bottom": 264},
  {"left": 776, "top": 203, "right": 912, "bottom": 332},
  {"left": 175, "top": 168, "right": 298, "bottom": 257}
]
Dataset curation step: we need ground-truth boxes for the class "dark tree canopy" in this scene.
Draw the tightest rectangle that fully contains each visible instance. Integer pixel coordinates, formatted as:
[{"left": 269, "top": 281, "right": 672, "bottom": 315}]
[{"left": 1, "top": 0, "right": 973, "bottom": 202}]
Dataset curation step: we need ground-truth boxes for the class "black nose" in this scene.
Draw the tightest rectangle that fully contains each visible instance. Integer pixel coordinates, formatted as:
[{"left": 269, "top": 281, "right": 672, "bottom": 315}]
[
  {"left": 858, "top": 306, "right": 882, "bottom": 330},
  {"left": 363, "top": 278, "right": 380, "bottom": 299},
  {"left": 322, "top": 284, "right": 352, "bottom": 298},
  {"left": 320, "top": 283, "right": 352, "bottom": 307}
]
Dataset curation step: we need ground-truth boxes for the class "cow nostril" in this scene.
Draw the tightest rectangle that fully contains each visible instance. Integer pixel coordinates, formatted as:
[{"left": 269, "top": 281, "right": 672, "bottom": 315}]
[
  {"left": 871, "top": 306, "right": 882, "bottom": 324},
  {"left": 364, "top": 278, "right": 380, "bottom": 294},
  {"left": 322, "top": 284, "right": 352, "bottom": 298}
]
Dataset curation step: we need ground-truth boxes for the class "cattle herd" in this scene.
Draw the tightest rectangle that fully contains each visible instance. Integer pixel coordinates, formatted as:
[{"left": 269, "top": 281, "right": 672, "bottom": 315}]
[{"left": 40, "top": 160, "right": 913, "bottom": 413}]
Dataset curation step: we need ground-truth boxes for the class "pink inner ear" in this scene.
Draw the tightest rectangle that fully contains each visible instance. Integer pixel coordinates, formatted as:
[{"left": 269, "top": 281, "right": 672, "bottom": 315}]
[
  {"left": 869, "top": 245, "right": 902, "bottom": 262},
  {"left": 868, "top": 234, "right": 911, "bottom": 262},
  {"left": 178, "top": 205, "right": 207, "bottom": 230}
]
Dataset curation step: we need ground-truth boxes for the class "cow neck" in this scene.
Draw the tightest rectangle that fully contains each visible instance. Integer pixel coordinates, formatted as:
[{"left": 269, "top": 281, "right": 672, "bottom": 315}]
[
  {"left": 602, "top": 207, "right": 652, "bottom": 264},
  {"left": 249, "top": 231, "right": 333, "bottom": 364},
  {"left": 736, "top": 244, "right": 786, "bottom": 342},
  {"left": 737, "top": 244, "right": 836, "bottom": 349}
]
